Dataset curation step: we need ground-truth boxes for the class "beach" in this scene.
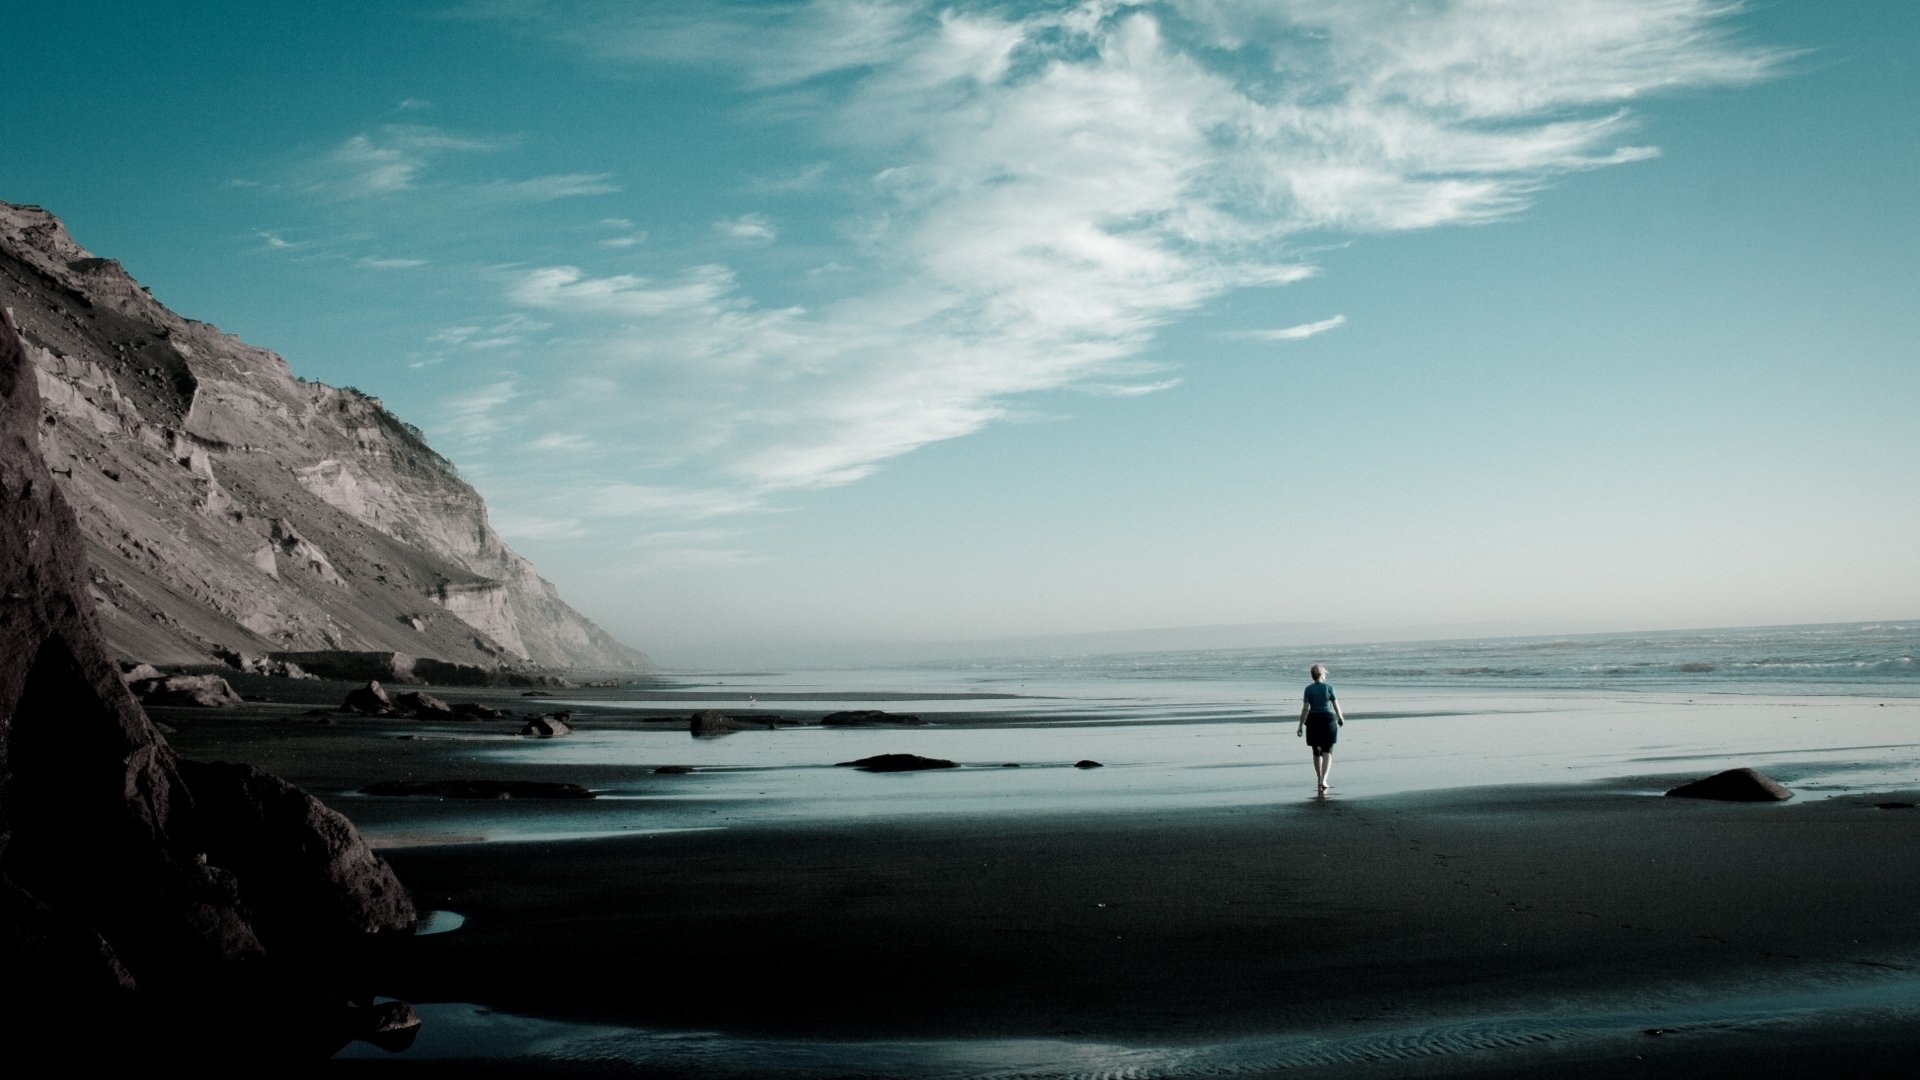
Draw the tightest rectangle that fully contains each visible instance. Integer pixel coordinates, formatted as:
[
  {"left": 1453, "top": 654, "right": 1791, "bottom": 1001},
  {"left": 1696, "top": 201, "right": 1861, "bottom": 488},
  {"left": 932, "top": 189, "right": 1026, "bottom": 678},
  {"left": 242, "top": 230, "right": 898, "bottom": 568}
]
[{"left": 149, "top": 649, "right": 1920, "bottom": 1078}]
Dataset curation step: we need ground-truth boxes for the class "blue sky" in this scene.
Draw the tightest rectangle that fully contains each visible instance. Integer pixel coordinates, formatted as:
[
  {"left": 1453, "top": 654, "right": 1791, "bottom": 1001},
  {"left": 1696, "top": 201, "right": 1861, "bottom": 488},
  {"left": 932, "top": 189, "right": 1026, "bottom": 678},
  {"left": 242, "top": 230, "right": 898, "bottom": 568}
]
[{"left": 8, "top": 2, "right": 1916, "bottom": 666}]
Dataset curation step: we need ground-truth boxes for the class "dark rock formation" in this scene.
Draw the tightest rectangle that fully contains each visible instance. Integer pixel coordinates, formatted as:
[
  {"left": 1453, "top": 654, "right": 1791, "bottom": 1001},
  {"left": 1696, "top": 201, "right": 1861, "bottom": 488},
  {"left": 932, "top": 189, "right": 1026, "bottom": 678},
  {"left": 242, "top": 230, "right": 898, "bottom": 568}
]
[
  {"left": 1664, "top": 768, "right": 1794, "bottom": 802},
  {"left": 361, "top": 779, "right": 594, "bottom": 800},
  {"left": 451, "top": 701, "right": 509, "bottom": 720},
  {"left": 521, "top": 713, "right": 572, "bottom": 737},
  {"left": 129, "top": 672, "right": 243, "bottom": 707},
  {"left": 393, "top": 691, "right": 455, "bottom": 720},
  {"left": 0, "top": 201, "right": 649, "bottom": 673},
  {"left": 690, "top": 708, "right": 756, "bottom": 735},
  {"left": 2, "top": 309, "right": 412, "bottom": 1059},
  {"left": 821, "top": 709, "right": 927, "bottom": 726},
  {"left": 836, "top": 754, "right": 959, "bottom": 772},
  {"left": 1075, "top": 760, "right": 1104, "bottom": 769},
  {"left": 654, "top": 765, "right": 695, "bottom": 775},
  {"left": 342, "top": 680, "right": 395, "bottom": 716}
]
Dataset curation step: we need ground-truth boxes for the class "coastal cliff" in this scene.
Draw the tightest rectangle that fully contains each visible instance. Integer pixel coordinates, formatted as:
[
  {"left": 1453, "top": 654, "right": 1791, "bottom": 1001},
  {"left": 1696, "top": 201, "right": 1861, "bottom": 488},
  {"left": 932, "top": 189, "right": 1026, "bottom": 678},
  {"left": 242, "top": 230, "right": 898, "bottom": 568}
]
[{"left": 0, "top": 201, "right": 647, "bottom": 673}]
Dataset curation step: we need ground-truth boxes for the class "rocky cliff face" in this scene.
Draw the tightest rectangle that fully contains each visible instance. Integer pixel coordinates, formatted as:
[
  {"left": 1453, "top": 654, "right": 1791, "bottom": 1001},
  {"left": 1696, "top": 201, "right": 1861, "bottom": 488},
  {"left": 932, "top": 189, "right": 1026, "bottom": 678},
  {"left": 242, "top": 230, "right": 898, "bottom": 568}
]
[{"left": 0, "top": 201, "right": 648, "bottom": 672}]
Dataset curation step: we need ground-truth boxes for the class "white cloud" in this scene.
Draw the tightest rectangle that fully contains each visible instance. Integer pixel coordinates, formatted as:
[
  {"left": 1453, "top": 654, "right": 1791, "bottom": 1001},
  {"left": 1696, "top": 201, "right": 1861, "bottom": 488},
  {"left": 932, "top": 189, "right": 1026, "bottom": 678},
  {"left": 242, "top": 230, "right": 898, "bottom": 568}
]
[
  {"left": 456, "top": 0, "right": 1783, "bottom": 510},
  {"left": 436, "top": 378, "right": 520, "bottom": 440},
  {"left": 475, "top": 172, "right": 621, "bottom": 202},
  {"left": 527, "top": 432, "right": 592, "bottom": 452},
  {"left": 715, "top": 213, "right": 778, "bottom": 242},
  {"left": 1245, "top": 314, "right": 1347, "bottom": 343},
  {"left": 359, "top": 255, "right": 428, "bottom": 269},
  {"left": 257, "top": 230, "right": 296, "bottom": 250}
]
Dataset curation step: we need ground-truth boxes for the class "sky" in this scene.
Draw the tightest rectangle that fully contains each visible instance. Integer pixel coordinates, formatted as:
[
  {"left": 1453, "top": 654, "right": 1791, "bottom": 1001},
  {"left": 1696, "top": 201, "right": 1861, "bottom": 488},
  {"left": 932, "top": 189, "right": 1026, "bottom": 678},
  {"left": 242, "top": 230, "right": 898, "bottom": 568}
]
[{"left": 6, "top": 2, "right": 1916, "bottom": 668}]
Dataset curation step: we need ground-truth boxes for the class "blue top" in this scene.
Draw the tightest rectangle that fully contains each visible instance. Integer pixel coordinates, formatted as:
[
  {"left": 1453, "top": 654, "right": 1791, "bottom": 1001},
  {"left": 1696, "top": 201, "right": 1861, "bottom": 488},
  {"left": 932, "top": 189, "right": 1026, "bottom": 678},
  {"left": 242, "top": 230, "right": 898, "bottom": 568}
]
[{"left": 1303, "top": 682, "right": 1337, "bottom": 716}]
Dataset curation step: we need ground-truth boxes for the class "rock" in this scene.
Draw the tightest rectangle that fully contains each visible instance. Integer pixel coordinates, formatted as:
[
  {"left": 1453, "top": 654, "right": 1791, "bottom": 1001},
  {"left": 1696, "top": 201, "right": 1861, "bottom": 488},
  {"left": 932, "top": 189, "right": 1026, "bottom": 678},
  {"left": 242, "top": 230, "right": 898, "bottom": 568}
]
[
  {"left": 341, "top": 680, "right": 395, "bottom": 716},
  {"left": 690, "top": 709, "right": 750, "bottom": 735},
  {"left": 1664, "top": 768, "right": 1793, "bottom": 801},
  {"left": 835, "top": 753, "right": 959, "bottom": 772},
  {"left": 392, "top": 691, "right": 455, "bottom": 719},
  {"left": 451, "top": 701, "right": 509, "bottom": 720},
  {"left": 521, "top": 713, "right": 572, "bottom": 737},
  {"left": 820, "top": 709, "right": 927, "bottom": 726},
  {"left": 130, "top": 672, "right": 243, "bottom": 707},
  {"left": 0, "top": 308, "right": 406, "bottom": 1058},
  {"left": 1074, "top": 759, "right": 1104, "bottom": 769},
  {"left": 175, "top": 760, "right": 416, "bottom": 948},
  {"left": 347, "top": 999, "right": 423, "bottom": 1053},
  {"left": 654, "top": 765, "right": 695, "bottom": 774},
  {"left": 361, "top": 779, "right": 595, "bottom": 800},
  {"left": 118, "top": 661, "right": 164, "bottom": 683}
]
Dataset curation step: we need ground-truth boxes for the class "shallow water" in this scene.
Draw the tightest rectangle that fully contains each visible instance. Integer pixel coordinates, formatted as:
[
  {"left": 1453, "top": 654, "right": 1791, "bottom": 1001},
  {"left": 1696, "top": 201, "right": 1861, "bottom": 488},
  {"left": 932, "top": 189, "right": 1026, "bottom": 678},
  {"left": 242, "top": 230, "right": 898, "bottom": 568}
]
[{"left": 339, "top": 687, "right": 1920, "bottom": 849}]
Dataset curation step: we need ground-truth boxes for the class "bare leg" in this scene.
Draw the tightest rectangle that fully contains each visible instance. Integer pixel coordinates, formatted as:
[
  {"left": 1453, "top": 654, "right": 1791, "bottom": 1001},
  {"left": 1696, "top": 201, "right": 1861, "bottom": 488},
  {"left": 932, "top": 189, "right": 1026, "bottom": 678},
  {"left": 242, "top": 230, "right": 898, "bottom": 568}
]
[
  {"left": 1320, "top": 751, "right": 1333, "bottom": 793},
  {"left": 1311, "top": 750, "right": 1330, "bottom": 794}
]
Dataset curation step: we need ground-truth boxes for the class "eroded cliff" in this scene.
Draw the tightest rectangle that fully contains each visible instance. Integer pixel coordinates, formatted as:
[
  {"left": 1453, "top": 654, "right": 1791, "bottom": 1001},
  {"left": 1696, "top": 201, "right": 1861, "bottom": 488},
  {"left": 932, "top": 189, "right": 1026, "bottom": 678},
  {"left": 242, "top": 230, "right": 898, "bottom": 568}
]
[{"left": 0, "top": 201, "right": 648, "bottom": 672}]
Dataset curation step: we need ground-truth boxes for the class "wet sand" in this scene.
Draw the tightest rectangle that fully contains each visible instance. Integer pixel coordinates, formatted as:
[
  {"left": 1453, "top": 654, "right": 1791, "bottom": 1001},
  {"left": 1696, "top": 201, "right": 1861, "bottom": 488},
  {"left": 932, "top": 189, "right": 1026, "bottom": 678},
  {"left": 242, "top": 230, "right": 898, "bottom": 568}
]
[{"left": 156, "top": 676, "right": 1920, "bottom": 1077}]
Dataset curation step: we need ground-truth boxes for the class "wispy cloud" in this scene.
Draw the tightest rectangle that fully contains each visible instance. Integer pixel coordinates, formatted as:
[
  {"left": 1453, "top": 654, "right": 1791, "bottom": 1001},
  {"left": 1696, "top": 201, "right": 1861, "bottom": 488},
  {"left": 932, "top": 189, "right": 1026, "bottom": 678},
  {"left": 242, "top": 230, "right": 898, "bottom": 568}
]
[
  {"left": 359, "top": 255, "right": 428, "bottom": 269},
  {"left": 1242, "top": 315, "right": 1347, "bottom": 343},
  {"left": 445, "top": 0, "right": 1785, "bottom": 521},
  {"left": 715, "top": 213, "right": 777, "bottom": 242}
]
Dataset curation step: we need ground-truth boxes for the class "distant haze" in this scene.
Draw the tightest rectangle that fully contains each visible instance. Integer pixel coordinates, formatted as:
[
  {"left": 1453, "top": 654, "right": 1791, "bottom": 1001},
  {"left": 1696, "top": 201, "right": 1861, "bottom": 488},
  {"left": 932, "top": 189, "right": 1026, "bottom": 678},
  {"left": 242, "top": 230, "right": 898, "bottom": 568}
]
[{"left": 7, "top": 3, "right": 1916, "bottom": 667}]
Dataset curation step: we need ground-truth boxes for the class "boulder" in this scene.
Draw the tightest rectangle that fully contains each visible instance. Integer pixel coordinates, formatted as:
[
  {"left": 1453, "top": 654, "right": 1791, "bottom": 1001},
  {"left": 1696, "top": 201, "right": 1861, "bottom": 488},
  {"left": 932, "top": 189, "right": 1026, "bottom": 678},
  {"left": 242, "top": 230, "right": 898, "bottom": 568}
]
[
  {"left": 521, "top": 713, "right": 572, "bottom": 738},
  {"left": 1665, "top": 768, "right": 1794, "bottom": 802},
  {"left": 835, "top": 753, "right": 959, "bottom": 772},
  {"left": 348, "top": 999, "right": 423, "bottom": 1053},
  {"left": 392, "top": 691, "right": 455, "bottom": 720},
  {"left": 130, "top": 672, "right": 243, "bottom": 708},
  {"left": 451, "top": 701, "right": 509, "bottom": 720},
  {"left": 118, "top": 661, "right": 164, "bottom": 683},
  {"left": 341, "top": 680, "right": 395, "bottom": 716},
  {"left": 820, "top": 709, "right": 927, "bottom": 726},
  {"left": 1074, "top": 760, "right": 1105, "bottom": 769},
  {"left": 690, "top": 709, "right": 750, "bottom": 735}
]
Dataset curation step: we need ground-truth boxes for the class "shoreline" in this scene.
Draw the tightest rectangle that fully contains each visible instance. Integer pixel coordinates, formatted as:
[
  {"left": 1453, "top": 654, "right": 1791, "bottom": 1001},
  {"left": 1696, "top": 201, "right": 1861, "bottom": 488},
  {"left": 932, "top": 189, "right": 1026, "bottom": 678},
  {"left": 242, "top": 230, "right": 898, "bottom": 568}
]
[{"left": 151, "top": 675, "right": 1920, "bottom": 1075}]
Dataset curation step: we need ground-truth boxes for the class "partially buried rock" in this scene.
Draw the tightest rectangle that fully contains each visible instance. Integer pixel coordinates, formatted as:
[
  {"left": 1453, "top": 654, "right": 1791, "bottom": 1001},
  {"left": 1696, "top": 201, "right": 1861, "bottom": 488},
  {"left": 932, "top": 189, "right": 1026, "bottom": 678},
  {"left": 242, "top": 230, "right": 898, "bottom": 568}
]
[
  {"left": 130, "top": 672, "right": 243, "bottom": 708},
  {"left": 521, "top": 713, "right": 571, "bottom": 738},
  {"left": 836, "top": 753, "right": 958, "bottom": 772},
  {"left": 1665, "top": 767, "right": 1793, "bottom": 802},
  {"left": 451, "top": 701, "right": 508, "bottom": 720},
  {"left": 361, "top": 779, "right": 594, "bottom": 800},
  {"left": 820, "top": 709, "right": 926, "bottom": 726},
  {"left": 1074, "top": 759, "right": 1104, "bottom": 769},
  {"left": 654, "top": 765, "right": 694, "bottom": 774},
  {"left": 346, "top": 1000, "right": 422, "bottom": 1053}
]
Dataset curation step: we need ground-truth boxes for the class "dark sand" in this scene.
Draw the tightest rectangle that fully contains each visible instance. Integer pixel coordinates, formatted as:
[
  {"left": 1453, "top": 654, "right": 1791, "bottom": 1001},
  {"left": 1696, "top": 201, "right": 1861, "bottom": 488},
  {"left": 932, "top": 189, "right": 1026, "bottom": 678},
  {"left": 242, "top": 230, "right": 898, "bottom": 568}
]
[{"left": 156, "top": 677, "right": 1920, "bottom": 1077}]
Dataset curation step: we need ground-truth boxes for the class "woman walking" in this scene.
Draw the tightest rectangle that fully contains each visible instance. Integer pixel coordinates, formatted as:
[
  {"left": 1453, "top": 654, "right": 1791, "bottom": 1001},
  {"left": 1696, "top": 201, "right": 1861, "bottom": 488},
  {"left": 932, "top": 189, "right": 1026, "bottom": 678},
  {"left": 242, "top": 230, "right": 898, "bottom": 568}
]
[{"left": 1296, "top": 663, "right": 1345, "bottom": 796}]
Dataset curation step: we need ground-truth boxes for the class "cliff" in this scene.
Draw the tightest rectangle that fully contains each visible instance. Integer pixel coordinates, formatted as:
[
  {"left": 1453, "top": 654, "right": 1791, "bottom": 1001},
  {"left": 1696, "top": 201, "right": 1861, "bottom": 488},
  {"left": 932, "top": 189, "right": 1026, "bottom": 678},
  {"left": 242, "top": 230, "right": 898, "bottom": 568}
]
[{"left": 0, "top": 201, "right": 648, "bottom": 672}]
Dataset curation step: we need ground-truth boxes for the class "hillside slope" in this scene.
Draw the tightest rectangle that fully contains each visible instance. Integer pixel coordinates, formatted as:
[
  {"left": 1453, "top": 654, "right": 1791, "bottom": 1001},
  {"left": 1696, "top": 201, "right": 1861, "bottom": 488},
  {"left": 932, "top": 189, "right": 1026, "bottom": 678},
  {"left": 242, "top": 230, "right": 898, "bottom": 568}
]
[{"left": 0, "top": 201, "right": 647, "bottom": 672}]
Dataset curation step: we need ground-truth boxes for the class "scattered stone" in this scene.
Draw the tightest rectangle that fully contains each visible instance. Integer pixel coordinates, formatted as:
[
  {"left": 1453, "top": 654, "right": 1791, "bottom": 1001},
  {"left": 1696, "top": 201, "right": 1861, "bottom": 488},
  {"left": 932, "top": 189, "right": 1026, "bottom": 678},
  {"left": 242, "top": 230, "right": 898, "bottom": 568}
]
[
  {"left": 129, "top": 672, "right": 244, "bottom": 707},
  {"left": 521, "top": 713, "right": 572, "bottom": 738},
  {"left": 392, "top": 691, "right": 455, "bottom": 720},
  {"left": 522, "top": 690, "right": 556, "bottom": 697},
  {"left": 820, "top": 709, "right": 927, "bottom": 726},
  {"left": 835, "top": 753, "right": 959, "bottom": 772},
  {"left": 1664, "top": 768, "right": 1793, "bottom": 802},
  {"left": 451, "top": 701, "right": 509, "bottom": 720},
  {"left": 347, "top": 999, "right": 422, "bottom": 1053},
  {"left": 341, "top": 680, "right": 395, "bottom": 716},
  {"left": 1074, "top": 759, "right": 1104, "bottom": 769},
  {"left": 117, "top": 661, "right": 163, "bottom": 683},
  {"left": 361, "top": 779, "right": 594, "bottom": 800},
  {"left": 690, "top": 709, "right": 752, "bottom": 735}
]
